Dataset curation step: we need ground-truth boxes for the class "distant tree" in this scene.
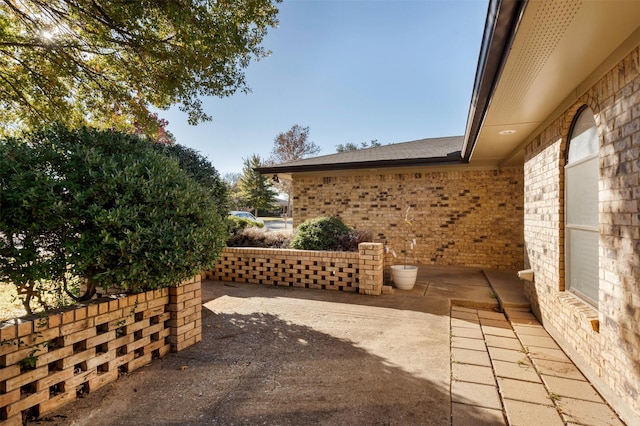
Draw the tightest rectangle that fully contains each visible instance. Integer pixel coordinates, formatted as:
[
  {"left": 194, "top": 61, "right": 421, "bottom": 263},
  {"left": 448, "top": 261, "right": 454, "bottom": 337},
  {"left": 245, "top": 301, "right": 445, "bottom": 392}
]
[
  {"left": 336, "top": 139, "right": 381, "bottom": 153},
  {"left": 0, "top": 0, "right": 281, "bottom": 138},
  {"left": 238, "top": 154, "right": 277, "bottom": 216},
  {"left": 223, "top": 173, "right": 242, "bottom": 189},
  {"left": 267, "top": 124, "right": 320, "bottom": 220},
  {"left": 223, "top": 172, "right": 249, "bottom": 211},
  {"left": 268, "top": 125, "right": 321, "bottom": 164}
]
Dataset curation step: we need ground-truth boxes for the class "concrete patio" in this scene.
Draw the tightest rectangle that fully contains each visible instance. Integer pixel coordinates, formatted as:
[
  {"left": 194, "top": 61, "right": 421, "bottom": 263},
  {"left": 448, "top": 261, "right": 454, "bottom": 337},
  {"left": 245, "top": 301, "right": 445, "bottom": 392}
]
[{"left": 42, "top": 266, "right": 624, "bottom": 425}]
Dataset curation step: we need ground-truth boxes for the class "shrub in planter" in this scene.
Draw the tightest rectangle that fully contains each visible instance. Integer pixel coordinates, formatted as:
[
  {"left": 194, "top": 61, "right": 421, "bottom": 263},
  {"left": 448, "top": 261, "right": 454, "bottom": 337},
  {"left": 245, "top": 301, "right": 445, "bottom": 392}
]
[
  {"left": 226, "top": 215, "right": 264, "bottom": 235},
  {"left": 151, "top": 143, "right": 230, "bottom": 214},
  {"left": 336, "top": 229, "right": 374, "bottom": 252},
  {"left": 227, "top": 227, "right": 291, "bottom": 248},
  {"left": 290, "top": 216, "right": 352, "bottom": 251},
  {"left": 0, "top": 125, "right": 228, "bottom": 305}
]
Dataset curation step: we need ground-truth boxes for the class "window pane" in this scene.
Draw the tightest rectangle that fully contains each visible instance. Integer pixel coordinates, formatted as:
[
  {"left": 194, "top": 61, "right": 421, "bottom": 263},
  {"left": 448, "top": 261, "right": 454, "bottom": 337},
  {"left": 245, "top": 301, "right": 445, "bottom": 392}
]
[
  {"left": 566, "top": 156, "right": 598, "bottom": 228},
  {"left": 565, "top": 106, "right": 599, "bottom": 307},
  {"left": 566, "top": 228, "right": 599, "bottom": 306},
  {"left": 568, "top": 108, "right": 598, "bottom": 163}
]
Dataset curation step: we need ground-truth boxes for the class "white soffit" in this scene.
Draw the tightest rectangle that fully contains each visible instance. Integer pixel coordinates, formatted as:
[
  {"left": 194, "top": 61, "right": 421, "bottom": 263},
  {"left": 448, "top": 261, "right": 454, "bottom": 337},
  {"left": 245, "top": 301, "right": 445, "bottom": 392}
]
[{"left": 472, "top": 0, "right": 640, "bottom": 166}]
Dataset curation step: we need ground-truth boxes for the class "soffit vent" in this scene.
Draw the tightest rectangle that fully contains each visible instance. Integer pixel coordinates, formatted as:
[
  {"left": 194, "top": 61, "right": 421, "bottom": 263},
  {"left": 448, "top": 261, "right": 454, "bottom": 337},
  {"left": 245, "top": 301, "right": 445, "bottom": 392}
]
[{"left": 494, "top": 0, "right": 582, "bottom": 116}]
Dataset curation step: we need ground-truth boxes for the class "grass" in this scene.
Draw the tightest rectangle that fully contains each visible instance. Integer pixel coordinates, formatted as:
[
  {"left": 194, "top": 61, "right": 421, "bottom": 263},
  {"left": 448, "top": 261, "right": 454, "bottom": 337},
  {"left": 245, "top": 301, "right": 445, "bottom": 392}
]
[
  {"left": 0, "top": 280, "right": 79, "bottom": 322},
  {"left": 0, "top": 283, "right": 27, "bottom": 322}
]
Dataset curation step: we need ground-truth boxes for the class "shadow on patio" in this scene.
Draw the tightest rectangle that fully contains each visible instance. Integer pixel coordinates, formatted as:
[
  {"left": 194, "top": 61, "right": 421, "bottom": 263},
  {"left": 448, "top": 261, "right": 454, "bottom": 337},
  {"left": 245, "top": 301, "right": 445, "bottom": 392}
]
[{"left": 42, "top": 267, "right": 514, "bottom": 425}]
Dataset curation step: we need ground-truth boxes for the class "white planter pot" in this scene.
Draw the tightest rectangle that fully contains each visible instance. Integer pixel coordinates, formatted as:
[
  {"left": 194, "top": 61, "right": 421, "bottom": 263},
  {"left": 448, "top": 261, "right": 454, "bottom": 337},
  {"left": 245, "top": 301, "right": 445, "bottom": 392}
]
[{"left": 391, "top": 265, "right": 418, "bottom": 290}]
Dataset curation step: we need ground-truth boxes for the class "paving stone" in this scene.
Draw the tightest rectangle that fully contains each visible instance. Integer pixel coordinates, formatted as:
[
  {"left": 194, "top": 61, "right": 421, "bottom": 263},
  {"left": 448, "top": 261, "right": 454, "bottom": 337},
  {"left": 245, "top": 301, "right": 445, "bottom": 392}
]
[
  {"left": 479, "top": 318, "right": 512, "bottom": 329},
  {"left": 451, "top": 347, "right": 492, "bottom": 367},
  {"left": 484, "top": 335, "right": 523, "bottom": 351},
  {"left": 526, "top": 346, "right": 572, "bottom": 363},
  {"left": 492, "top": 359, "right": 541, "bottom": 383},
  {"left": 451, "top": 381, "right": 502, "bottom": 409},
  {"left": 452, "top": 336, "right": 487, "bottom": 351},
  {"left": 541, "top": 375, "right": 602, "bottom": 402},
  {"left": 451, "top": 326, "right": 484, "bottom": 340},
  {"left": 497, "top": 377, "right": 554, "bottom": 406},
  {"left": 557, "top": 398, "right": 625, "bottom": 426},
  {"left": 503, "top": 309, "right": 537, "bottom": 321},
  {"left": 477, "top": 310, "right": 505, "bottom": 320},
  {"left": 487, "top": 347, "right": 529, "bottom": 364},
  {"left": 453, "top": 363, "right": 496, "bottom": 385},
  {"left": 517, "top": 334, "right": 559, "bottom": 349},
  {"left": 481, "top": 324, "right": 517, "bottom": 339},
  {"left": 452, "top": 306, "right": 478, "bottom": 314},
  {"left": 451, "top": 402, "right": 506, "bottom": 425},
  {"left": 452, "top": 311, "right": 479, "bottom": 321},
  {"left": 451, "top": 317, "right": 480, "bottom": 329},
  {"left": 508, "top": 316, "right": 541, "bottom": 327},
  {"left": 502, "top": 399, "right": 564, "bottom": 426},
  {"left": 531, "top": 358, "right": 585, "bottom": 381},
  {"left": 512, "top": 324, "right": 552, "bottom": 337}
]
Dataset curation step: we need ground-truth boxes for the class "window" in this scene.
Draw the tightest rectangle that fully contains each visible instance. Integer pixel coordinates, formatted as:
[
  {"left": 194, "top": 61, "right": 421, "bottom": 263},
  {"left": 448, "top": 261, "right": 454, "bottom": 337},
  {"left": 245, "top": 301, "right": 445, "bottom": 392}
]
[{"left": 565, "top": 107, "right": 599, "bottom": 306}]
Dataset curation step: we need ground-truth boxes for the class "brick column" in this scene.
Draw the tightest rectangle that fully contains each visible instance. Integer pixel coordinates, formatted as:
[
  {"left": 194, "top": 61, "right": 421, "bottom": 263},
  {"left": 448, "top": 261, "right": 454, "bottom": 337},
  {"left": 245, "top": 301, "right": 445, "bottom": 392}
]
[
  {"left": 167, "top": 275, "right": 202, "bottom": 352},
  {"left": 358, "top": 243, "right": 384, "bottom": 296}
]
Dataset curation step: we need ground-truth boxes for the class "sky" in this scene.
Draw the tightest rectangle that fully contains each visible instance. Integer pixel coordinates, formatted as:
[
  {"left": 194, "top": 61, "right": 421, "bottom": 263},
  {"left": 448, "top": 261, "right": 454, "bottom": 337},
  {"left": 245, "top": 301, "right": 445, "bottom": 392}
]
[{"left": 157, "top": 0, "right": 489, "bottom": 177}]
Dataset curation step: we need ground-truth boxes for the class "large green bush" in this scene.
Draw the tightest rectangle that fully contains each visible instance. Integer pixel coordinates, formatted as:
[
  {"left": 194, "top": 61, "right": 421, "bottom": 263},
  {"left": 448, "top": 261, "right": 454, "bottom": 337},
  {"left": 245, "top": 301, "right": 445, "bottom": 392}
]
[
  {"left": 0, "top": 126, "right": 227, "bottom": 307},
  {"left": 290, "top": 216, "right": 352, "bottom": 251},
  {"left": 151, "top": 143, "right": 230, "bottom": 214}
]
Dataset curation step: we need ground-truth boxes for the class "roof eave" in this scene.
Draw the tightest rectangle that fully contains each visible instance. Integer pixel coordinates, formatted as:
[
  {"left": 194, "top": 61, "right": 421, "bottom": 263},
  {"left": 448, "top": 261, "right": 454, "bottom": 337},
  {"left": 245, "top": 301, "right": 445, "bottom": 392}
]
[
  {"left": 256, "top": 155, "right": 465, "bottom": 175},
  {"left": 461, "top": 0, "right": 528, "bottom": 161}
]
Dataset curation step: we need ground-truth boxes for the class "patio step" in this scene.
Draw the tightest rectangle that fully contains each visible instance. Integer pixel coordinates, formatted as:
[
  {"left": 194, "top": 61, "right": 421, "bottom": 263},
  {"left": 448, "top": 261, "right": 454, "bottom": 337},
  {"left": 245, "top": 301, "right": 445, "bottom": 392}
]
[{"left": 483, "top": 270, "right": 530, "bottom": 312}]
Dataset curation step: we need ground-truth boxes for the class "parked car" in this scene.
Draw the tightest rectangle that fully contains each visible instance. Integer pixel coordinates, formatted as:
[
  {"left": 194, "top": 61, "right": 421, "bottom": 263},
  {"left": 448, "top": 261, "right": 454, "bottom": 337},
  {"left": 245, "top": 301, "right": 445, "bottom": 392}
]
[{"left": 229, "top": 211, "right": 263, "bottom": 223}]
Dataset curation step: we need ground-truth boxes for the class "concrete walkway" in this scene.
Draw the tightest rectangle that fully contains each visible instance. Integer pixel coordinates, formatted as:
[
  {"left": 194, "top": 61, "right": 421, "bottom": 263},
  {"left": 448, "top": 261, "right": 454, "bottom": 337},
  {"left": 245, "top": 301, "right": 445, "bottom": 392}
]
[
  {"left": 42, "top": 266, "right": 624, "bottom": 425},
  {"left": 450, "top": 306, "right": 623, "bottom": 425}
]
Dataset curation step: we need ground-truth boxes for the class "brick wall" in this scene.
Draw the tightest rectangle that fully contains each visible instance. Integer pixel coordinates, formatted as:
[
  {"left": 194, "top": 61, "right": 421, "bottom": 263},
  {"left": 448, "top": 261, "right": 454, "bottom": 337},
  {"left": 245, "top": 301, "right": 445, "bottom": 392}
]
[
  {"left": 523, "top": 45, "right": 640, "bottom": 422},
  {"left": 0, "top": 277, "right": 201, "bottom": 425},
  {"left": 203, "top": 243, "right": 385, "bottom": 296},
  {"left": 292, "top": 167, "right": 524, "bottom": 270}
]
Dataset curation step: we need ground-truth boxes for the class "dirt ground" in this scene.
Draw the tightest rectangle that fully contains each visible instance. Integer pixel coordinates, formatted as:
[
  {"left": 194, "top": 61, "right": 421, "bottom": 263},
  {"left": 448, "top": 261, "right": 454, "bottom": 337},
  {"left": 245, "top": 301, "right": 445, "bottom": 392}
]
[{"left": 36, "top": 270, "right": 498, "bottom": 425}]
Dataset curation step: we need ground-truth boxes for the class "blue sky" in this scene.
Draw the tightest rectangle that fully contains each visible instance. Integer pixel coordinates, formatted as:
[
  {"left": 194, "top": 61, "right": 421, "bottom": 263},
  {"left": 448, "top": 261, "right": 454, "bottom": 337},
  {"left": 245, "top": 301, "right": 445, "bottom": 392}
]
[{"left": 159, "top": 0, "right": 488, "bottom": 176}]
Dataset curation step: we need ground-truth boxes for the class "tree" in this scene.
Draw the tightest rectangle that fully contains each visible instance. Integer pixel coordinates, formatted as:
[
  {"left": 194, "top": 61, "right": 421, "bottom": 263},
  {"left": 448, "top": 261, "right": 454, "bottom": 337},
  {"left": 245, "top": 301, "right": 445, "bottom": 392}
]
[
  {"left": 268, "top": 124, "right": 321, "bottom": 164},
  {"left": 336, "top": 139, "right": 381, "bottom": 153},
  {"left": 0, "top": 126, "right": 228, "bottom": 306},
  {"left": 222, "top": 172, "right": 249, "bottom": 211},
  {"left": 267, "top": 124, "right": 320, "bottom": 221},
  {"left": 0, "top": 0, "right": 281, "bottom": 138},
  {"left": 238, "top": 154, "right": 277, "bottom": 216}
]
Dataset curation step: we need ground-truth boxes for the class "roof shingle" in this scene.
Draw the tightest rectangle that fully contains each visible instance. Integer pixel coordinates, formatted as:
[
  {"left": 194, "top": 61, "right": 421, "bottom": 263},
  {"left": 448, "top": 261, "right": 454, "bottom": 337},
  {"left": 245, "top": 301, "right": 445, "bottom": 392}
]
[{"left": 258, "top": 135, "right": 464, "bottom": 174}]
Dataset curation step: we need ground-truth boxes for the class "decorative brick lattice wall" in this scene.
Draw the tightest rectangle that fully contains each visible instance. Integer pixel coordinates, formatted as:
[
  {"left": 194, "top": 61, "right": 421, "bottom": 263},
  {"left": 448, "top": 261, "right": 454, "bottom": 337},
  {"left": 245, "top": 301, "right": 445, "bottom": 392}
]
[
  {"left": 203, "top": 243, "right": 385, "bottom": 296},
  {"left": 0, "top": 277, "right": 201, "bottom": 425},
  {"left": 523, "top": 45, "right": 640, "bottom": 422},
  {"left": 292, "top": 168, "right": 524, "bottom": 270}
]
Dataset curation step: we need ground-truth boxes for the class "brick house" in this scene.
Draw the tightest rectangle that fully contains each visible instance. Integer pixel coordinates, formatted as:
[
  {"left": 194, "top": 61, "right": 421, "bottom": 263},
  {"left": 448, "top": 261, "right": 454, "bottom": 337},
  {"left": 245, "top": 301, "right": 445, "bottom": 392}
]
[{"left": 259, "top": 1, "right": 640, "bottom": 422}]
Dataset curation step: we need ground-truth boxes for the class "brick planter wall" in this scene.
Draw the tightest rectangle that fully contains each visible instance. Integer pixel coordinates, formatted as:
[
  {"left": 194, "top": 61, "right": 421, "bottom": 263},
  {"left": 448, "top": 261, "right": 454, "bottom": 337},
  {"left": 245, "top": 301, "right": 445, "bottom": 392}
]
[
  {"left": 203, "top": 243, "right": 385, "bottom": 296},
  {"left": 523, "top": 45, "right": 640, "bottom": 423},
  {"left": 291, "top": 167, "right": 524, "bottom": 270},
  {"left": 0, "top": 277, "right": 201, "bottom": 425}
]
